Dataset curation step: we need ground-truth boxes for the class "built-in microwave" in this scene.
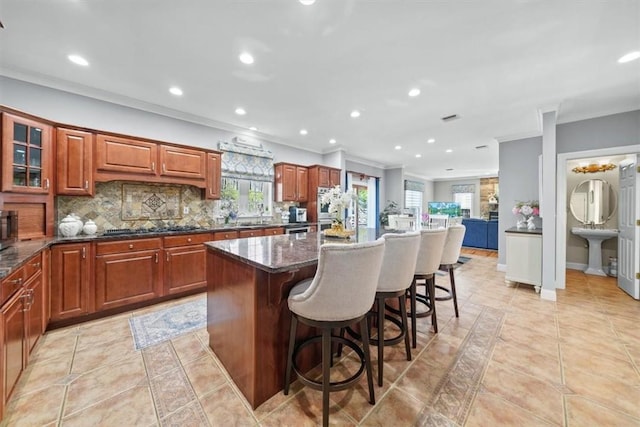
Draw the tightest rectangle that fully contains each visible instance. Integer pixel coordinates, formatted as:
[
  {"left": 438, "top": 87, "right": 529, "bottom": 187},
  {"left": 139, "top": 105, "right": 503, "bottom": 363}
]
[
  {"left": 0, "top": 211, "right": 18, "bottom": 251},
  {"left": 317, "top": 187, "right": 336, "bottom": 221}
]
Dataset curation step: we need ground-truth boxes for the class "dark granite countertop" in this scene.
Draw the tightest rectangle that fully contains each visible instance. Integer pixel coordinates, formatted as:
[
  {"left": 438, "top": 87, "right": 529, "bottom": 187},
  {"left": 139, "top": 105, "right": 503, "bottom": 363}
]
[
  {"left": 205, "top": 227, "right": 384, "bottom": 273},
  {"left": 505, "top": 227, "right": 542, "bottom": 235},
  {"left": 0, "top": 222, "right": 314, "bottom": 279}
]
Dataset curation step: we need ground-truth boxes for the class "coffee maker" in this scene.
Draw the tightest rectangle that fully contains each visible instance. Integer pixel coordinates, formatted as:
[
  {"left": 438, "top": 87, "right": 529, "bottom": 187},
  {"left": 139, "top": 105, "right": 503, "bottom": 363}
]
[{"left": 288, "top": 207, "right": 307, "bottom": 223}]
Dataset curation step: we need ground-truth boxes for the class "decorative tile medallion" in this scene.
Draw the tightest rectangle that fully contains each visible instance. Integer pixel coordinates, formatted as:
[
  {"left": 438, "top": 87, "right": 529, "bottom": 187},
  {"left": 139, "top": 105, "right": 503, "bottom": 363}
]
[{"left": 122, "top": 183, "right": 182, "bottom": 220}]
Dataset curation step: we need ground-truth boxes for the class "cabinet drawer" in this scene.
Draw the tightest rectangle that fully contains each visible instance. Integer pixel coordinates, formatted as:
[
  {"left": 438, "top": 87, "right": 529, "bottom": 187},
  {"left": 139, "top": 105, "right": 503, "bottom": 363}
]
[
  {"left": 163, "top": 233, "right": 212, "bottom": 248},
  {"left": 1, "top": 267, "right": 25, "bottom": 306},
  {"left": 96, "top": 238, "right": 162, "bottom": 255},
  {"left": 213, "top": 230, "right": 239, "bottom": 241},
  {"left": 239, "top": 229, "right": 265, "bottom": 238},
  {"left": 263, "top": 227, "right": 284, "bottom": 236},
  {"left": 23, "top": 252, "right": 43, "bottom": 281}
]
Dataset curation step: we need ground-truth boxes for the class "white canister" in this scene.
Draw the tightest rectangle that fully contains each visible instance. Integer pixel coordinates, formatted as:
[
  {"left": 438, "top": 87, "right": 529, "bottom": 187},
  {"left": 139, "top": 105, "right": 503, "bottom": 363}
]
[
  {"left": 70, "top": 213, "right": 83, "bottom": 233},
  {"left": 83, "top": 220, "right": 98, "bottom": 235},
  {"left": 59, "top": 215, "right": 80, "bottom": 237}
]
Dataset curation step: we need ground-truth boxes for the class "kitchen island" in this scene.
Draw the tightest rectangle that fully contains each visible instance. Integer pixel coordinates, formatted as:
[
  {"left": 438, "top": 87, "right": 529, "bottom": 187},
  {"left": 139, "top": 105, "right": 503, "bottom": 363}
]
[{"left": 205, "top": 229, "right": 379, "bottom": 409}]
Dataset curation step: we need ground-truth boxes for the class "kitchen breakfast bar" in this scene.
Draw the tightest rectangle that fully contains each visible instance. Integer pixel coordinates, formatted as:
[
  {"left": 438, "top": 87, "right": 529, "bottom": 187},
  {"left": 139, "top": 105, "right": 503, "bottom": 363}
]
[{"left": 205, "top": 230, "right": 377, "bottom": 408}]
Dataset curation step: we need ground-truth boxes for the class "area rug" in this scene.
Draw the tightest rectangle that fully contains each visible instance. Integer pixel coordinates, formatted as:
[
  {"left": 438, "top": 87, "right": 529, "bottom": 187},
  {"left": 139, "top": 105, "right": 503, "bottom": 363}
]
[{"left": 129, "top": 299, "right": 206, "bottom": 350}]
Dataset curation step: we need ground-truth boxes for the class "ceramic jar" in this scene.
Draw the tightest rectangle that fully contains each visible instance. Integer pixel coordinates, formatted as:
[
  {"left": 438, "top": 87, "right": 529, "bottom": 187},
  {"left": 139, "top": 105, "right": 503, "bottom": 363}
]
[
  {"left": 70, "top": 213, "right": 83, "bottom": 233},
  {"left": 83, "top": 219, "right": 97, "bottom": 235},
  {"left": 59, "top": 215, "right": 80, "bottom": 237}
]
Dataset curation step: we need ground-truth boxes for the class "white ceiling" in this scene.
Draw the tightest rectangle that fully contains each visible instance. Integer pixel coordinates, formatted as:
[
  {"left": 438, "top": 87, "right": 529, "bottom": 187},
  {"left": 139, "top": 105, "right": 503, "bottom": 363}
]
[{"left": 1, "top": 0, "right": 639, "bottom": 180}]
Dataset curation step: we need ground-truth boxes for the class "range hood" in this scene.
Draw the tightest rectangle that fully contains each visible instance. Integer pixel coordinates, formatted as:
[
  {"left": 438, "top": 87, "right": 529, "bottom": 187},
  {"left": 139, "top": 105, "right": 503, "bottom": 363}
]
[{"left": 218, "top": 139, "right": 274, "bottom": 182}]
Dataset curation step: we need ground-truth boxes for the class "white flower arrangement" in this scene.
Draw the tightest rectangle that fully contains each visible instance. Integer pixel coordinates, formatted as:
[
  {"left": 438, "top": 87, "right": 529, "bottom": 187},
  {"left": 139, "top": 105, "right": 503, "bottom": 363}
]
[{"left": 320, "top": 185, "right": 356, "bottom": 225}]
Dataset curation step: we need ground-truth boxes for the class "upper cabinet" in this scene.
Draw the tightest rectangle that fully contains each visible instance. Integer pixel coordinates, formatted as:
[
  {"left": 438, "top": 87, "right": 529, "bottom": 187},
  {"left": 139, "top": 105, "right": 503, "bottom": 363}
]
[
  {"left": 160, "top": 145, "right": 206, "bottom": 180},
  {"left": 308, "top": 165, "right": 341, "bottom": 189},
  {"left": 96, "top": 134, "right": 157, "bottom": 176},
  {"left": 56, "top": 128, "right": 94, "bottom": 196},
  {"left": 1, "top": 113, "right": 52, "bottom": 194},
  {"left": 274, "top": 163, "right": 308, "bottom": 203},
  {"left": 206, "top": 152, "right": 221, "bottom": 199},
  {"left": 94, "top": 133, "right": 215, "bottom": 190}
]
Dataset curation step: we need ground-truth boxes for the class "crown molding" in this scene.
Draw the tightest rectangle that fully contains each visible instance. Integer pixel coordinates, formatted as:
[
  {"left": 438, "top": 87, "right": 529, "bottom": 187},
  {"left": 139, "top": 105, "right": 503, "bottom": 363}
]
[{"left": 494, "top": 130, "right": 541, "bottom": 143}]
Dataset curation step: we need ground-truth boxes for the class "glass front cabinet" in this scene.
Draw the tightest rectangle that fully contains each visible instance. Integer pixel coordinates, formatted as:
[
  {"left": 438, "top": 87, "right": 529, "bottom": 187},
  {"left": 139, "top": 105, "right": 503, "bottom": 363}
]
[{"left": 2, "top": 113, "right": 52, "bottom": 194}]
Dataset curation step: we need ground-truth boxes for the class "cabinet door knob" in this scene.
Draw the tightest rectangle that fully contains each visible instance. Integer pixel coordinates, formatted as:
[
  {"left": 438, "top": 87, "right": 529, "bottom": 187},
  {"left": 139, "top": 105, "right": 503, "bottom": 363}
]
[
  {"left": 155, "top": 252, "right": 159, "bottom": 263},
  {"left": 82, "top": 247, "right": 86, "bottom": 259},
  {"left": 44, "top": 178, "right": 50, "bottom": 190},
  {"left": 85, "top": 180, "right": 89, "bottom": 189},
  {"left": 10, "top": 277, "right": 23, "bottom": 285},
  {"left": 129, "top": 244, "right": 134, "bottom": 249},
  {"left": 151, "top": 162, "right": 155, "bottom": 172},
  {"left": 32, "top": 262, "right": 41, "bottom": 268},
  {"left": 166, "top": 252, "right": 170, "bottom": 262},
  {"left": 162, "top": 163, "right": 166, "bottom": 173},
  {"left": 187, "top": 238, "right": 192, "bottom": 243}
]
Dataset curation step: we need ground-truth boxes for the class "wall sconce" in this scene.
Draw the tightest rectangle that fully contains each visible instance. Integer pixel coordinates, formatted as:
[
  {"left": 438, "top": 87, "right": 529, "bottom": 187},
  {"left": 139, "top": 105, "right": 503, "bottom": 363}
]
[{"left": 572, "top": 163, "right": 617, "bottom": 174}]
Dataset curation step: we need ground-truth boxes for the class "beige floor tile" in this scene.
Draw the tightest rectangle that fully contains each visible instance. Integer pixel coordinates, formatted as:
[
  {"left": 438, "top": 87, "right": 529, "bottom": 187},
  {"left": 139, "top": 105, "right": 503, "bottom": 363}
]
[
  {"left": 465, "top": 391, "right": 554, "bottom": 427},
  {"left": 2, "top": 385, "right": 65, "bottom": 426},
  {"left": 201, "top": 384, "right": 259, "bottom": 426},
  {"left": 561, "top": 345, "right": 640, "bottom": 385},
  {"left": 28, "top": 327, "right": 78, "bottom": 364},
  {"left": 61, "top": 385, "right": 156, "bottom": 427},
  {"left": 159, "top": 401, "right": 208, "bottom": 427},
  {"left": 481, "top": 361, "right": 564, "bottom": 425},
  {"left": 491, "top": 340, "right": 562, "bottom": 386},
  {"left": 64, "top": 353, "right": 147, "bottom": 416},
  {"left": 499, "top": 323, "right": 560, "bottom": 357},
  {"left": 360, "top": 387, "right": 424, "bottom": 426},
  {"left": 171, "top": 331, "right": 209, "bottom": 364},
  {"left": 563, "top": 365, "right": 640, "bottom": 419},
  {"left": 396, "top": 354, "right": 448, "bottom": 405},
  {"left": 565, "top": 395, "right": 640, "bottom": 427},
  {"left": 71, "top": 336, "right": 140, "bottom": 374},
  {"left": 182, "top": 354, "right": 227, "bottom": 397},
  {"left": 12, "top": 353, "right": 73, "bottom": 396}
]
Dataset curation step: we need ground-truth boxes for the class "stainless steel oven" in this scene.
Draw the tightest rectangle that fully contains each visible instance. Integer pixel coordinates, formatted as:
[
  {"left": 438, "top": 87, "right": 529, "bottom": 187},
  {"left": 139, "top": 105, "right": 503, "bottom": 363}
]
[
  {"left": 318, "top": 219, "right": 333, "bottom": 232},
  {"left": 317, "top": 187, "right": 336, "bottom": 221},
  {"left": 285, "top": 225, "right": 311, "bottom": 234}
]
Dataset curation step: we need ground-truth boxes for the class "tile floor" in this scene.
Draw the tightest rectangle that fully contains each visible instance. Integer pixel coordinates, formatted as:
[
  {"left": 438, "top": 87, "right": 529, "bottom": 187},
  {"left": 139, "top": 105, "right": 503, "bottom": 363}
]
[{"left": 3, "top": 249, "right": 640, "bottom": 426}]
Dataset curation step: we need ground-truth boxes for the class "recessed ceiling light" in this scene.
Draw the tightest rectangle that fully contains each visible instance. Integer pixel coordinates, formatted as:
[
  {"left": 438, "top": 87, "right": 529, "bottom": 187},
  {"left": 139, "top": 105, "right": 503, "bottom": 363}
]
[
  {"left": 239, "top": 52, "right": 254, "bottom": 65},
  {"left": 446, "top": 149, "right": 453, "bottom": 153},
  {"left": 350, "top": 110, "right": 361, "bottom": 118},
  {"left": 427, "top": 138, "right": 435, "bottom": 143},
  {"left": 415, "top": 154, "right": 422, "bottom": 158},
  {"left": 249, "top": 126, "right": 258, "bottom": 131},
  {"left": 299, "top": 0, "right": 316, "bottom": 5},
  {"left": 169, "top": 86, "right": 183, "bottom": 96},
  {"left": 395, "top": 145, "right": 402, "bottom": 150},
  {"left": 618, "top": 51, "right": 640, "bottom": 63},
  {"left": 68, "top": 54, "right": 89, "bottom": 66},
  {"left": 408, "top": 88, "right": 421, "bottom": 97},
  {"left": 329, "top": 139, "right": 337, "bottom": 144},
  {"left": 235, "top": 107, "right": 246, "bottom": 115},
  {"left": 300, "top": 129, "right": 308, "bottom": 135}
]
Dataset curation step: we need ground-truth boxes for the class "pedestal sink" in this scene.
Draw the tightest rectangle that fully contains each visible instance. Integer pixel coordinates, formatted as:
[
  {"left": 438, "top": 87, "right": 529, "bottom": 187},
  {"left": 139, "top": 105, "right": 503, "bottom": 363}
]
[{"left": 571, "top": 227, "right": 619, "bottom": 276}]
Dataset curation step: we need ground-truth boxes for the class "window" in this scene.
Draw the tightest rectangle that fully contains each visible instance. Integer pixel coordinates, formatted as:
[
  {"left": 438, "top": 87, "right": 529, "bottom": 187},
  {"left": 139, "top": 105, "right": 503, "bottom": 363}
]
[
  {"left": 454, "top": 193, "right": 473, "bottom": 217},
  {"left": 405, "top": 189, "right": 423, "bottom": 210}
]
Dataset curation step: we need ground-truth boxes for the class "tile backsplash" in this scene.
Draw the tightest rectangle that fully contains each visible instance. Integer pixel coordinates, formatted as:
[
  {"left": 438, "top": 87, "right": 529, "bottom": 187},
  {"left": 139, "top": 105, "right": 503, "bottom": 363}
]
[{"left": 56, "top": 181, "right": 216, "bottom": 233}]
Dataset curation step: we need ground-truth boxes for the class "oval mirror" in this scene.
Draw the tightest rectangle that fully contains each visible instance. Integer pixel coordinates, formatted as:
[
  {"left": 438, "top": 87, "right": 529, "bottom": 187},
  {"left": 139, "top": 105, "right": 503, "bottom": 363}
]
[{"left": 569, "top": 179, "right": 617, "bottom": 225}]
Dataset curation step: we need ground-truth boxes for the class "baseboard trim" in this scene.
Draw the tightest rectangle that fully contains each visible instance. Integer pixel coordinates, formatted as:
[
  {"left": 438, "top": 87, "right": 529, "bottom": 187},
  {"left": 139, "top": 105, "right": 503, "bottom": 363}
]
[
  {"left": 496, "top": 263, "right": 506, "bottom": 272},
  {"left": 540, "top": 288, "right": 557, "bottom": 301},
  {"left": 566, "top": 262, "right": 587, "bottom": 271}
]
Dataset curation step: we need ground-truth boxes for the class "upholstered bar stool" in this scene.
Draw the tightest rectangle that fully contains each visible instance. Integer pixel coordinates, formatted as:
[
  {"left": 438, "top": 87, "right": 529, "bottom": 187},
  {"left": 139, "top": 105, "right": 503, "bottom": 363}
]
[
  {"left": 371, "top": 231, "right": 420, "bottom": 386},
  {"left": 410, "top": 228, "right": 447, "bottom": 347},
  {"left": 437, "top": 224, "right": 466, "bottom": 317},
  {"left": 284, "top": 239, "right": 385, "bottom": 427}
]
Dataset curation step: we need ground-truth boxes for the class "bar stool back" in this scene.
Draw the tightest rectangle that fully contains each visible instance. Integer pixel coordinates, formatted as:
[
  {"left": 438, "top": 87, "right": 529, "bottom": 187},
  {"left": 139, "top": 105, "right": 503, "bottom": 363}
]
[
  {"left": 284, "top": 239, "right": 385, "bottom": 427},
  {"left": 410, "top": 228, "right": 447, "bottom": 347},
  {"left": 437, "top": 224, "right": 466, "bottom": 317},
  {"left": 372, "top": 231, "right": 420, "bottom": 386}
]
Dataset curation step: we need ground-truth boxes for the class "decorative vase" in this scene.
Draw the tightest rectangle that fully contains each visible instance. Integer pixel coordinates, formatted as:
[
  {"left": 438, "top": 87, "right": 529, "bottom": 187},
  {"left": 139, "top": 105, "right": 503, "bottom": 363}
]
[
  {"left": 70, "top": 213, "right": 83, "bottom": 234},
  {"left": 527, "top": 216, "right": 536, "bottom": 230},
  {"left": 83, "top": 219, "right": 98, "bottom": 235},
  {"left": 516, "top": 219, "right": 526, "bottom": 229},
  {"left": 59, "top": 215, "right": 80, "bottom": 237}
]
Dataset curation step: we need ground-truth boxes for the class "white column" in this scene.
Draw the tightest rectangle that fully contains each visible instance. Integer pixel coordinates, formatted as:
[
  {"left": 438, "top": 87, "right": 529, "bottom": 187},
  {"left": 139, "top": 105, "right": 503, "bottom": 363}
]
[{"left": 540, "top": 108, "right": 558, "bottom": 301}]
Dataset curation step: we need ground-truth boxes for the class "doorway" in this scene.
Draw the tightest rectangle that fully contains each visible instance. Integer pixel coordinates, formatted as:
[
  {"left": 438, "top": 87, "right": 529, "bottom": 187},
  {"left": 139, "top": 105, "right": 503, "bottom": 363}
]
[{"left": 346, "top": 172, "right": 378, "bottom": 228}]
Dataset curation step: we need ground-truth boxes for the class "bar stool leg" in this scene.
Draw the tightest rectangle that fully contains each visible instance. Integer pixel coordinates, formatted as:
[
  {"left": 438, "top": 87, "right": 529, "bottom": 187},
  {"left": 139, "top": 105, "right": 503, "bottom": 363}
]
[
  {"left": 427, "top": 276, "right": 438, "bottom": 334},
  {"left": 399, "top": 295, "right": 411, "bottom": 361},
  {"left": 449, "top": 267, "right": 459, "bottom": 317},
  {"left": 322, "top": 328, "right": 331, "bottom": 427},
  {"left": 284, "top": 315, "right": 298, "bottom": 395},
  {"left": 377, "top": 295, "right": 384, "bottom": 386},
  {"left": 410, "top": 279, "right": 417, "bottom": 348},
  {"left": 360, "top": 317, "right": 375, "bottom": 404}
]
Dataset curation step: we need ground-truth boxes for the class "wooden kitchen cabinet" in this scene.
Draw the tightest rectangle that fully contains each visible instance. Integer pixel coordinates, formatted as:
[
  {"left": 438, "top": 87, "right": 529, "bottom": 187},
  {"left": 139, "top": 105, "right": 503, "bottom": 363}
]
[
  {"left": 2, "top": 290, "right": 26, "bottom": 406},
  {"left": 263, "top": 227, "right": 284, "bottom": 236},
  {"left": 95, "top": 238, "right": 162, "bottom": 311},
  {"left": 206, "top": 152, "right": 221, "bottom": 199},
  {"left": 51, "top": 243, "right": 92, "bottom": 321},
  {"left": 308, "top": 165, "right": 341, "bottom": 189},
  {"left": 159, "top": 145, "right": 206, "bottom": 180},
  {"left": 1, "top": 113, "right": 53, "bottom": 194},
  {"left": 274, "top": 163, "right": 308, "bottom": 202},
  {"left": 239, "top": 229, "right": 265, "bottom": 239},
  {"left": 56, "top": 128, "right": 94, "bottom": 196},
  {"left": 214, "top": 230, "right": 239, "bottom": 240},
  {"left": 95, "top": 134, "right": 157, "bottom": 176},
  {"left": 24, "top": 270, "right": 43, "bottom": 355},
  {"left": 163, "top": 233, "right": 211, "bottom": 295}
]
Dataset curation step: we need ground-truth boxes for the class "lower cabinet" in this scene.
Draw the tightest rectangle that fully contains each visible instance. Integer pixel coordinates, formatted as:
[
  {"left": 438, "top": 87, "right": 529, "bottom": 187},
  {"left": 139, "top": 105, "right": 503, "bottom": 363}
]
[
  {"left": 51, "top": 243, "right": 92, "bottom": 321},
  {"left": 2, "top": 290, "right": 25, "bottom": 407},
  {"left": 163, "top": 233, "right": 212, "bottom": 295},
  {"left": 95, "top": 238, "right": 162, "bottom": 311},
  {"left": 505, "top": 231, "right": 542, "bottom": 293},
  {"left": 25, "top": 272, "right": 44, "bottom": 355}
]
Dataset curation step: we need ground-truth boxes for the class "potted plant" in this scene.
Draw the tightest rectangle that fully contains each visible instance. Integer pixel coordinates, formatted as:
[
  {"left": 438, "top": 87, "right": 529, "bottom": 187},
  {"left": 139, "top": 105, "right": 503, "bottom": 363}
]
[{"left": 379, "top": 200, "right": 400, "bottom": 227}]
